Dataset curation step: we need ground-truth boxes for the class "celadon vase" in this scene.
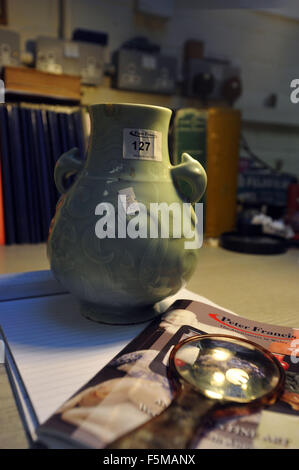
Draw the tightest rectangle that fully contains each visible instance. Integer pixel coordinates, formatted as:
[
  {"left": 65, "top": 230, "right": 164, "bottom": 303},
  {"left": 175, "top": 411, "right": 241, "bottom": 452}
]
[{"left": 47, "top": 103, "right": 207, "bottom": 324}]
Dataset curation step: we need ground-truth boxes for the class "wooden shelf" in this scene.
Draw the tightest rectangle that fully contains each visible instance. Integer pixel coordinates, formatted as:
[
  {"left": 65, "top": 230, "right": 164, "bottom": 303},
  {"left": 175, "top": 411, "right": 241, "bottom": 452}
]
[{"left": 3, "top": 66, "right": 81, "bottom": 102}]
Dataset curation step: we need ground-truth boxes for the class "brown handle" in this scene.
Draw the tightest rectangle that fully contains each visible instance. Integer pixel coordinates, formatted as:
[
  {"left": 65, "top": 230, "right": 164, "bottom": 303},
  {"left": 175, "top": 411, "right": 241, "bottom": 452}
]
[{"left": 106, "top": 385, "right": 215, "bottom": 449}]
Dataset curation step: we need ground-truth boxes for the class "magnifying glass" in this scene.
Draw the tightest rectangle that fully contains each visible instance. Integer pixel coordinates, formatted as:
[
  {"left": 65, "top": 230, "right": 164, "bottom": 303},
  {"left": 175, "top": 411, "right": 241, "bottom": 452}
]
[{"left": 107, "top": 334, "right": 285, "bottom": 449}]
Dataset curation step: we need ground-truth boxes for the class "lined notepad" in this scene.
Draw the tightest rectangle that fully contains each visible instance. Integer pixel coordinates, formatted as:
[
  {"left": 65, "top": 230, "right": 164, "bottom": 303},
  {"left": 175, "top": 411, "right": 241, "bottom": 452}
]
[
  {"left": 0, "top": 282, "right": 218, "bottom": 428},
  {"left": 0, "top": 294, "right": 146, "bottom": 424}
]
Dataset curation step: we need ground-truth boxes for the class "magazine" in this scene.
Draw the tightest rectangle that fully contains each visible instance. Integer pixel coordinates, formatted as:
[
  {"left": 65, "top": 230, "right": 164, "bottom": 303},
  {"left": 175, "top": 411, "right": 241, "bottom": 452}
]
[{"left": 37, "top": 299, "right": 299, "bottom": 449}]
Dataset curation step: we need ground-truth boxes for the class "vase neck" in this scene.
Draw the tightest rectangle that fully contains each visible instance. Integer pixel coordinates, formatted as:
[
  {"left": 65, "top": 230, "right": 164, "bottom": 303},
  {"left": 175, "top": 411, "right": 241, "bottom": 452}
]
[{"left": 85, "top": 103, "right": 172, "bottom": 180}]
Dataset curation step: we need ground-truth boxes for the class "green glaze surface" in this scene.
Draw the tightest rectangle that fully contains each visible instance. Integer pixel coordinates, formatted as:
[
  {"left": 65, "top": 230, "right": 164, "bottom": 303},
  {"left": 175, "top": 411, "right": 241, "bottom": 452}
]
[{"left": 47, "top": 103, "right": 207, "bottom": 324}]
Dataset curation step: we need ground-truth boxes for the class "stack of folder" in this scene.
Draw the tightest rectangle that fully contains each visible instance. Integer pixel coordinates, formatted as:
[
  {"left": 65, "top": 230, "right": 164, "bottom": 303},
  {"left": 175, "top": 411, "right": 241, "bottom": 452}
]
[{"left": 0, "top": 104, "right": 85, "bottom": 245}]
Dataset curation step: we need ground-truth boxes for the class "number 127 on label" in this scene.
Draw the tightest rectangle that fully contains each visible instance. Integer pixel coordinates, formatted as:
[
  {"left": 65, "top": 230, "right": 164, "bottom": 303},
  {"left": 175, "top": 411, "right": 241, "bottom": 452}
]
[{"left": 132, "top": 140, "right": 150, "bottom": 151}]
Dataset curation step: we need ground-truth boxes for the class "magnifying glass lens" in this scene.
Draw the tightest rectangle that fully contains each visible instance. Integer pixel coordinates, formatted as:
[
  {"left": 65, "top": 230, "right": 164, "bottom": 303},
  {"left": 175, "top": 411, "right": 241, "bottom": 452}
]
[
  {"left": 108, "top": 335, "right": 284, "bottom": 449},
  {"left": 174, "top": 336, "right": 281, "bottom": 403}
]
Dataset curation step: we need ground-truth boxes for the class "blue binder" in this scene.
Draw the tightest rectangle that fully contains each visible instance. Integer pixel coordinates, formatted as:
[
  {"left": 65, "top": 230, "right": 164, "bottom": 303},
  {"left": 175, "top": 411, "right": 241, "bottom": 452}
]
[
  {"left": 35, "top": 109, "right": 54, "bottom": 240},
  {"left": 7, "top": 105, "right": 31, "bottom": 244},
  {"left": 41, "top": 109, "right": 57, "bottom": 216},
  {"left": 28, "top": 110, "right": 49, "bottom": 241},
  {"left": 26, "top": 108, "right": 44, "bottom": 242},
  {"left": 0, "top": 105, "right": 16, "bottom": 244},
  {"left": 19, "top": 107, "right": 39, "bottom": 243},
  {"left": 58, "top": 112, "right": 69, "bottom": 153}
]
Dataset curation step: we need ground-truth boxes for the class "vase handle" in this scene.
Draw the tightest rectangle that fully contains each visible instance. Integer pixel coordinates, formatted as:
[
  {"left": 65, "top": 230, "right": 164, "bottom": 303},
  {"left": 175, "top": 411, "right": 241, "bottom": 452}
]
[
  {"left": 54, "top": 148, "right": 83, "bottom": 194},
  {"left": 170, "top": 153, "right": 207, "bottom": 203}
]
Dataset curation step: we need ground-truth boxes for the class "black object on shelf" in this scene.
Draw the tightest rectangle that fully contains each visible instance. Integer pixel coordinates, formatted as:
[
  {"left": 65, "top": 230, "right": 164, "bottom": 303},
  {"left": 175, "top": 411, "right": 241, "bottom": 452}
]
[
  {"left": 219, "top": 231, "right": 288, "bottom": 255},
  {"left": 72, "top": 29, "right": 108, "bottom": 46}
]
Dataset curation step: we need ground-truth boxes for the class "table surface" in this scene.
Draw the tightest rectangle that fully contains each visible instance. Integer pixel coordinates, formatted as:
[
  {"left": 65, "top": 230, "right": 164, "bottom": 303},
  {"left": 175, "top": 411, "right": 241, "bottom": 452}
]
[{"left": 0, "top": 244, "right": 298, "bottom": 448}]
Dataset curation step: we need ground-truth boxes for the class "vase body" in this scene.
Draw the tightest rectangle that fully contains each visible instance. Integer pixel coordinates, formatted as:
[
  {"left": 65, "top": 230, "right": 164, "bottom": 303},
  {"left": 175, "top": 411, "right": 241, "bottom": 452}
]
[{"left": 47, "top": 103, "right": 207, "bottom": 324}]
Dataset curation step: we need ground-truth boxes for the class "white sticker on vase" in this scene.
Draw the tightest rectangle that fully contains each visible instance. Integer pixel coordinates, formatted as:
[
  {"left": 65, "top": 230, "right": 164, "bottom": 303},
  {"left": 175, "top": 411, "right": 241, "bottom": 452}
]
[
  {"left": 118, "top": 187, "right": 140, "bottom": 214},
  {"left": 123, "top": 128, "right": 162, "bottom": 161}
]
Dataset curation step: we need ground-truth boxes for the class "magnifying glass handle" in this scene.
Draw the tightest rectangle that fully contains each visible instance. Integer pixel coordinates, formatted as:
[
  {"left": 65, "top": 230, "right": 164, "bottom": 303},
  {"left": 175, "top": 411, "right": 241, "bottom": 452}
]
[{"left": 107, "top": 385, "right": 216, "bottom": 449}]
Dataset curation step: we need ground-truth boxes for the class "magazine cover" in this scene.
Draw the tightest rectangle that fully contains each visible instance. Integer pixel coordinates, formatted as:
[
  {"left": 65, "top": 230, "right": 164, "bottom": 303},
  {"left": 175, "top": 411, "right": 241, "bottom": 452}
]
[{"left": 37, "top": 299, "right": 299, "bottom": 449}]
